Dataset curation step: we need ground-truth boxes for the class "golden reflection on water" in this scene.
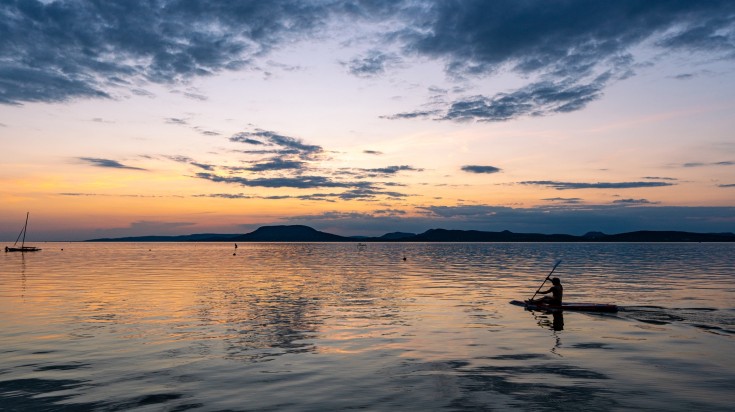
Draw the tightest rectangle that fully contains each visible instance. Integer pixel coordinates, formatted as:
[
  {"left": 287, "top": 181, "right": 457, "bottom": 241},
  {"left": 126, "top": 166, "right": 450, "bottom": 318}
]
[{"left": 1, "top": 242, "right": 734, "bottom": 411}]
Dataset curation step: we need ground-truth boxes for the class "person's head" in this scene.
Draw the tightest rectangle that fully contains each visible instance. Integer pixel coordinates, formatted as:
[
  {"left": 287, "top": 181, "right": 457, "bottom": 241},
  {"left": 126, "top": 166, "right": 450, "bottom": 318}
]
[{"left": 551, "top": 277, "right": 561, "bottom": 285}]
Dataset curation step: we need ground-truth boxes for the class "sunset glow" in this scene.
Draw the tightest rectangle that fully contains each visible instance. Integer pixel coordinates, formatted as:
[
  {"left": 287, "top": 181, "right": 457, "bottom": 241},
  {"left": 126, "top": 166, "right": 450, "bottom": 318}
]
[{"left": 2, "top": 1, "right": 734, "bottom": 240}]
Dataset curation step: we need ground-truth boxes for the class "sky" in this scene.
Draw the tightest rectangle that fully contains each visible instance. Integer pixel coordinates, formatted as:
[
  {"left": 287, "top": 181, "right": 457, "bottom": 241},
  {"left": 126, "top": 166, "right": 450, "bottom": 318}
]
[{"left": 2, "top": 0, "right": 735, "bottom": 241}]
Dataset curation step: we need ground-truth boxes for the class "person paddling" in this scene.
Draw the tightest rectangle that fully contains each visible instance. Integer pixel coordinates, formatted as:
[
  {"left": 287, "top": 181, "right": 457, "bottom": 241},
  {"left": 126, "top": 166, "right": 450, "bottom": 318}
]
[{"left": 530, "top": 277, "right": 563, "bottom": 306}]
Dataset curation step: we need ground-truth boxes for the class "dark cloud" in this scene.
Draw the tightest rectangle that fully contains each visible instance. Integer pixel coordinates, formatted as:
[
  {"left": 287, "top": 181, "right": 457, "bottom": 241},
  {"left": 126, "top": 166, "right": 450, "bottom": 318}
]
[
  {"left": 380, "top": 109, "right": 442, "bottom": 120},
  {"left": 673, "top": 73, "right": 695, "bottom": 80},
  {"left": 3, "top": 0, "right": 734, "bottom": 118},
  {"left": 385, "top": 0, "right": 735, "bottom": 121},
  {"left": 191, "top": 162, "right": 216, "bottom": 171},
  {"left": 166, "top": 155, "right": 194, "bottom": 163},
  {"left": 193, "top": 193, "right": 251, "bottom": 199},
  {"left": 247, "top": 158, "right": 306, "bottom": 172},
  {"left": 462, "top": 165, "right": 501, "bottom": 174},
  {"left": 230, "top": 133, "right": 267, "bottom": 145},
  {"left": 612, "top": 198, "right": 658, "bottom": 205},
  {"left": 0, "top": 0, "right": 331, "bottom": 105},
  {"left": 230, "top": 129, "right": 322, "bottom": 159},
  {"left": 195, "top": 128, "right": 221, "bottom": 136},
  {"left": 335, "top": 188, "right": 407, "bottom": 200},
  {"left": 416, "top": 205, "right": 504, "bottom": 219},
  {"left": 131, "top": 88, "right": 155, "bottom": 98},
  {"left": 520, "top": 180, "right": 675, "bottom": 190},
  {"left": 543, "top": 197, "right": 583, "bottom": 204},
  {"left": 185, "top": 129, "right": 412, "bottom": 202},
  {"left": 275, "top": 187, "right": 409, "bottom": 202},
  {"left": 643, "top": 176, "right": 678, "bottom": 181},
  {"left": 195, "top": 172, "right": 367, "bottom": 189},
  {"left": 165, "top": 118, "right": 188, "bottom": 125},
  {"left": 718, "top": 183, "right": 735, "bottom": 188},
  {"left": 408, "top": 204, "right": 735, "bottom": 235},
  {"left": 683, "top": 160, "right": 735, "bottom": 167},
  {"left": 363, "top": 165, "right": 422, "bottom": 175},
  {"left": 444, "top": 77, "right": 608, "bottom": 121},
  {"left": 165, "top": 155, "right": 215, "bottom": 171},
  {"left": 78, "top": 157, "right": 146, "bottom": 170},
  {"left": 363, "top": 150, "right": 383, "bottom": 155},
  {"left": 345, "top": 50, "right": 401, "bottom": 77}
]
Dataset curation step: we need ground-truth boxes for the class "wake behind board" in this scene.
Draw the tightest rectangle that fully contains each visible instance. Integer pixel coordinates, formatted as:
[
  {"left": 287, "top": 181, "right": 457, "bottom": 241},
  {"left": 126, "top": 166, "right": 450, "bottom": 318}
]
[{"left": 510, "top": 300, "right": 618, "bottom": 313}]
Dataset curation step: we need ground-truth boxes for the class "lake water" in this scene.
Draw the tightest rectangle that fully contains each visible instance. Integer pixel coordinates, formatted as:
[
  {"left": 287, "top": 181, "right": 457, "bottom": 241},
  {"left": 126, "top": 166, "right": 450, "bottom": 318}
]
[{"left": 1, "top": 242, "right": 733, "bottom": 411}]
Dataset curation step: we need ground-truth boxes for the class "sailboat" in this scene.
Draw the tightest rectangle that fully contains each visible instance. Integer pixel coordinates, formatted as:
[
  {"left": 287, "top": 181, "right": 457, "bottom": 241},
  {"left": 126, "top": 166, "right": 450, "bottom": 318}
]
[{"left": 5, "top": 212, "right": 42, "bottom": 252}]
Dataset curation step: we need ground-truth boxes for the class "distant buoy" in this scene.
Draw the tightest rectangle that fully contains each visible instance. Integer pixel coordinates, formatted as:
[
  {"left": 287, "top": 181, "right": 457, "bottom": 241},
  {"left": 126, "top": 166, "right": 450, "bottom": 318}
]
[
  {"left": 233, "top": 253, "right": 236, "bottom": 256},
  {"left": 235, "top": 243, "right": 238, "bottom": 249}
]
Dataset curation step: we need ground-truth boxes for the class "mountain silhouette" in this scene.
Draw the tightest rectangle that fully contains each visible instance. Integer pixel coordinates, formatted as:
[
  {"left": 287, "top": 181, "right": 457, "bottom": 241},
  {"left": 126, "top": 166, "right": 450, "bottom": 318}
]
[
  {"left": 86, "top": 225, "right": 735, "bottom": 242},
  {"left": 230, "top": 225, "right": 347, "bottom": 242}
]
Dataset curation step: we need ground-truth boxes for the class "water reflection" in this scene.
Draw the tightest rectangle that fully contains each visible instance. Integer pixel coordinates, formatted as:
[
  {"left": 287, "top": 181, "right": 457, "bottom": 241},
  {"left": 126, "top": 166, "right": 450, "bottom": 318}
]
[
  {"left": 0, "top": 242, "right": 733, "bottom": 411},
  {"left": 196, "top": 280, "right": 322, "bottom": 362}
]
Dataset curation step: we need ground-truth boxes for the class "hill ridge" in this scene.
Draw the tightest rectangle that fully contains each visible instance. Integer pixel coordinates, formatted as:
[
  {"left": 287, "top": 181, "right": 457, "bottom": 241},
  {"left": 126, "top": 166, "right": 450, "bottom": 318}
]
[{"left": 86, "top": 225, "right": 735, "bottom": 242}]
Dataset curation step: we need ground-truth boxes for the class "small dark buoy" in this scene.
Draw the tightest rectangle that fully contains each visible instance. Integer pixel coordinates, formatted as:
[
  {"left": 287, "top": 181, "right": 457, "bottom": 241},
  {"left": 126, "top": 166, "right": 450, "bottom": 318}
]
[
  {"left": 235, "top": 243, "right": 238, "bottom": 249},
  {"left": 403, "top": 255, "right": 407, "bottom": 261},
  {"left": 233, "top": 252, "right": 236, "bottom": 256}
]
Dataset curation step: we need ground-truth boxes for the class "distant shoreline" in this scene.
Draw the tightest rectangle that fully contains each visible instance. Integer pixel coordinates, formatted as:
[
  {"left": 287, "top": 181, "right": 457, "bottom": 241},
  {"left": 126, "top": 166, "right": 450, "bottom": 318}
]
[{"left": 82, "top": 225, "right": 735, "bottom": 243}]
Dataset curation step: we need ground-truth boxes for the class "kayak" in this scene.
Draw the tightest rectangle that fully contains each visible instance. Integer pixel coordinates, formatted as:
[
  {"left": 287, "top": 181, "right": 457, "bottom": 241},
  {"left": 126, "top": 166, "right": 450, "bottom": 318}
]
[{"left": 510, "top": 300, "right": 619, "bottom": 313}]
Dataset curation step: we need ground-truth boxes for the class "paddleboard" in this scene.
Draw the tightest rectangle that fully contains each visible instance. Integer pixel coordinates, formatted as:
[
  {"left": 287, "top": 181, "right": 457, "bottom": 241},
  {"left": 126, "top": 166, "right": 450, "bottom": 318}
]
[{"left": 510, "top": 300, "right": 618, "bottom": 313}]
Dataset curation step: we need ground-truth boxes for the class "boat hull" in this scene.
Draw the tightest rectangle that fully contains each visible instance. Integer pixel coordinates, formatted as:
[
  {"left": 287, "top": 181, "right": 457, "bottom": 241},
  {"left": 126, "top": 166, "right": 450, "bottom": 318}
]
[
  {"left": 5, "top": 246, "right": 42, "bottom": 252},
  {"left": 510, "top": 300, "right": 618, "bottom": 313}
]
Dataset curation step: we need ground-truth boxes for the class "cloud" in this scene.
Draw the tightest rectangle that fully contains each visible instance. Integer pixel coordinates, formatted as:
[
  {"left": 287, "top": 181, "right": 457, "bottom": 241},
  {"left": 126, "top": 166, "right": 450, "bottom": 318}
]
[
  {"left": 543, "top": 197, "right": 583, "bottom": 204},
  {"left": 643, "top": 176, "right": 678, "bottom": 181},
  {"left": 191, "top": 162, "right": 216, "bottom": 171},
  {"left": 462, "top": 165, "right": 501, "bottom": 174},
  {"left": 194, "top": 128, "right": 221, "bottom": 136},
  {"left": 683, "top": 160, "right": 735, "bottom": 167},
  {"left": 188, "top": 128, "right": 413, "bottom": 202},
  {"left": 59, "top": 192, "right": 166, "bottom": 198},
  {"left": 275, "top": 204, "right": 735, "bottom": 237},
  {"left": 408, "top": 204, "right": 735, "bottom": 235},
  {"left": 384, "top": 1, "right": 735, "bottom": 122},
  {"left": 719, "top": 183, "right": 735, "bottom": 188},
  {"left": 0, "top": 1, "right": 331, "bottom": 105},
  {"left": 165, "top": 155, "right": 215, "bottom": 171},
  {"left": 165, "top": 118, "right": 189, "bottom": 125},
  {"left": 520, "top": 180, "right": 675, "bottom": 190},
  {"left": 230, "top": 129, "right": 322, "bottom": 159},
  {"left": 3, "top": 0, "right": 734, "bottom": 120},
  {"left": 612, "top": 198, "right": 659, "bottom": 205},
  {"left": 247, "top": 158, "right": 307, "bottom": 172},
  {"left": 380, "top": 109, "right": 442, "bottom": 120},
  {"left": 362, "top": 165, "right": 422, "bottom": 175},
  {"left": 78, "top": 157, "right": 146, "bottom": 171},
  {"left": 193, "top": 193, "right": 251, "bottom": 199},
  {"left": 363, "top": 150, "right": 383, "bottom": 155},
  {"left": 345, "top": 50, "right": 401, "bottom": 77},
  {"left": 195, "top": 172, "right": 367, "bottom": 189}
]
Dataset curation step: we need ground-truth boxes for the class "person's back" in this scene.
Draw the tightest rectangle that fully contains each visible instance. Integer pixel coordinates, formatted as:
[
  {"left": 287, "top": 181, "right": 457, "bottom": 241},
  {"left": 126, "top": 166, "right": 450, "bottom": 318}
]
[
  {"left": 549, "top": 279, "right": 563, "bottom": 305},
  {"left": 531, "top": 277, "right": 563, "bottom": 305}
]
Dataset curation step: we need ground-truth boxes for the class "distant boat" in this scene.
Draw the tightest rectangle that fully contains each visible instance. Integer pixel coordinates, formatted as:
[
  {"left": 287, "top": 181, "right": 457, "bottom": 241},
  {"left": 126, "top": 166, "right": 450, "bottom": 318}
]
[{"left": 5, "top": 212, "right": 42, "bottom": 253}]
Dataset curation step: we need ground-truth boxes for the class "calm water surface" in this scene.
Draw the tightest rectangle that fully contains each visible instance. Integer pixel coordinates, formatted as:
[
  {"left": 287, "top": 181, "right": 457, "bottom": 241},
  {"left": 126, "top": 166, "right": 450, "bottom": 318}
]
[{"left": 1, "top": 242, "right": 734, "bottom": 411}]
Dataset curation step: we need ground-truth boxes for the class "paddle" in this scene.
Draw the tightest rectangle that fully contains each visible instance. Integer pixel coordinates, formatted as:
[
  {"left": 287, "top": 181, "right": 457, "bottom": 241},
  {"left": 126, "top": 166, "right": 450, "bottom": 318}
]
[{"left": 529, "top": 260, "right": 562, "bottom": 301}]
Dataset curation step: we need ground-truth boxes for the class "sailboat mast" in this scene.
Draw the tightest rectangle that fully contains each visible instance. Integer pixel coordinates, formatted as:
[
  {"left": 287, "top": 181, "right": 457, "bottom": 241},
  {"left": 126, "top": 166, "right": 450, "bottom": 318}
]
[{"left": 21, "top": 212, "right": 29, "bottom": 248}]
